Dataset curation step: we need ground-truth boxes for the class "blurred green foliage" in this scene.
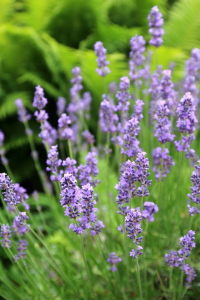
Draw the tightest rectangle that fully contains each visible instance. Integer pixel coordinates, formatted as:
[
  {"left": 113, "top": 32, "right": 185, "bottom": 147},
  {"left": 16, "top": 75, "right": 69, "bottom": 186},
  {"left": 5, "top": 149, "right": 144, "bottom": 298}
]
[{"left": 0, "top": 0, "right": 200, "bottom": 187}]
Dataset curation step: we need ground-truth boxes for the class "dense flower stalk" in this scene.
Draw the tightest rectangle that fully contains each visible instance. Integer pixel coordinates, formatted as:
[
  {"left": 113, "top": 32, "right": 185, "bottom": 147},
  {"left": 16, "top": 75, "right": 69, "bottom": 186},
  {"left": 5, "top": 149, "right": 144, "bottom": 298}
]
[
  {"left": 94, "top": 41, "right": 110, "bottom": 77},
  {"left": 99, "top": 95, "right": 118, "bottom": 133},
  {"left": 129, "top": 35, "right": 146, "bottom": 87},
  {"left": 15, "top": 99, "right": 31, "bottom": 123},
  {"left": 187, "top": 160, "right": 200, "bottom": 215},
  {"left": 174, "top": 92, "right": 197, "bottom": 155},
  {"left": 152, "top": 147, "right": 175, "bottom": 180},
  {"left": 148, "top": 6, "right": 164, "bottom": 47},
  {"left": 0, "top": 224, "right": 12, "bottom": 248},
  {"left": 46, "top": 145, "right": 62, "bottom": 181},
  {"left": 0, "top": 173, "right": 21, "bottom": 206},
  {"left": 165, "top": 231, "right": 196, "bottom": 287},
  {"left": 33, "top": 86, "right": 48, "bottom": 110},
  {"left": 107, "top": 253, "right": 122, "bottom": 272},
  {"left": 56, "top": 97, "right": 66, "bottom": 116}
]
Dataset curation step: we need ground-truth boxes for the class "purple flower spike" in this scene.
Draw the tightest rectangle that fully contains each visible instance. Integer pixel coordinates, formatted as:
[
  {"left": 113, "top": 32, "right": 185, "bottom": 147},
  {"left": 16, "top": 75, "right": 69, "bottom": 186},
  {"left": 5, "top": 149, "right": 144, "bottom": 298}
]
[
  {"left": 187, "top": 160, "right": 200, "bottom": 215},
  {"left": 12, "top": 212, "right": 30, "bottom": 236},
  {"left": 152, "top": 147, "right": 175, "bottom": 180},
  {"left": 129, "top": 35, "right": 146, "bottom": 87},
  {"left": 57, "top": 97, "right": 66, "bottom": 116},
  {"left": 82, "top": 130, "right": 95, "bottom": 145},
  {"left": 15, "top": 99, "right": 31, "bottom": 123},
  {"left": 94, "top": 41, "right": 110, "bottom": 77},
  {"left": 154, "top": 100, "right": 175, "bottom": 144},
  {"left": 130, "top": 246, "right": 143, "bottom": 259},
  {"left": 181, "top": 264, "right": 196, "bottom": 287},
  {"left": 70, "top": 66, "right": 83, "bottom": 99},
  {"left": 46, "top": 145, "right": 62, "bottom": 181},
  {"left": 142, "top": 201, "right": 159, "bottom": 222},
  {"left": 0, "top": 224, "right": 12, "bottom": 248},
  {"left": 165, "top": 231, "right": 196, "bottom": 287},
  {"left": 0, "top": 173, "right": 21, "bottom": 206},
  {"left": 14, "top": 239, "right": 28, "bottom": 262},
  {"left": 148, "top": 6, "right": 164, "bottom": 47},
  {"left": 33, "top": 86, "right": 48, "bottom": 110},
  {"left": 99, "top": 95, "right": 118, "bottom": 133},
  {"left": 107, "top": 253, "right": 122, "bottom": 272}
]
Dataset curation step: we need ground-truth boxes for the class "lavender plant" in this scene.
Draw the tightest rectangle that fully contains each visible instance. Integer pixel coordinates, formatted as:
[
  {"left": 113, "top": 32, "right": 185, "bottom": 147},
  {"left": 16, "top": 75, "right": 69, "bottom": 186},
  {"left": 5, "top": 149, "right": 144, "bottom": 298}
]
[{"left": 0, "top": 6, "right": 200, "bottom": 300}]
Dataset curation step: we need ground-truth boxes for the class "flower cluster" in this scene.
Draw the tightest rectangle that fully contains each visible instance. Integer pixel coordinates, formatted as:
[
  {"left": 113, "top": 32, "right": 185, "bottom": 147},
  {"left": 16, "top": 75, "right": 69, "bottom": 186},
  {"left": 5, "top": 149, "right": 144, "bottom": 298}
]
[
  {"left": 187, "top": 160, "right": 200, "bottom": 215},
  {"left": 94, "top": 41, "right": 110, "bottom": 77},
  {"left": 15, "top": 99, "right": 31, "bottom": 123},
  {"left": 107, "top": 253, "right": 122, "bottom": 272},
  {"left": 60, "top": 173, "right": 104, "bottom": 235},
  {"left": 165, "top": 231, "right": 196, "bottom": 287},
  {"left": 129, "top": 35, "right": 146, "bottom": 87},
  {"left": 174, "top": 92, "right": 197, "bottom": 156},
  {"left": 148, "top": 6, "right": 164, "bottom": 47},
  {"left": 99, "top": 95, "right": 118, "bottom": 133},
  {"left": 0, "top": 224, "right": 12, "bottom": 248},
  {"left": 152, "top": 147, "right": 175, "bottom": 180},
  {"left": 46, "top": 145, "right": 62, "bottom": 181}
]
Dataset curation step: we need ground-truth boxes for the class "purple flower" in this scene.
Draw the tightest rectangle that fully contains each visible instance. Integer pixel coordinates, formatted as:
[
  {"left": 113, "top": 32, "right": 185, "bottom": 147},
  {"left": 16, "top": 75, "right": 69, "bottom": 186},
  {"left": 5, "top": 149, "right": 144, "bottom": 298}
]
[
  {"left": 132, "top": 100, "right": 144, "bottom": 122},
  {"left": 62, "top": 158, "right": 78, "bottom": 177},
  {"left": 152, "top": 147, "right": 175, "bottom": 180},
  {"left": 175, "top": 92, "right": 197, "bottom": 155},
  {"left": 0, "top": 173, "right": 21, "bottom": 206},
  {"left": 130, "top": 246, "right": 143, "bottom": 259},
  {"left": 15, "top": 99, "right": 31, "bottom": 123},
  {"left": 58, "top": 113, "right": 73, "bottom": 140},
  {"left": 0, "top": 130, "right": 5, "bottom": 147},
  {"left": 175, "top": 93, "right": 197, "bottom": 134},
  {"left": 187, "top": 161, "right": 200, "bottom": 214},
  {"left": 107, "top": 253, "right": 122, "bottom": 272},
  {"left": 56, "top": 97, "right": 66, "bottom": 116},
  {"left": 60, "top": 173, "right": 80, "bottom": 208},
  {"left": 14, "top": 183, "right": 29, "bottom": 210},
  {"left": 34, "top": 110, "right": 48, "bottom": 122},
  {"left": 165, "top": 231, "right": 196, "bottom": 287},
  {"left": 116, "top": 77, "right": 131, "bottom": 113},
  {"left": 153, "top": 100, "right": 175, "bottom": 144},
  {"left": 121, "top": 117, "right": 141, "bottom": 158},
  {"left": 12, "top": 212, "right": 30, "bottom": 236},
  {"left": 39, "top": 120, "right": 57, "bottom": 147},
  {"left": 94, "top": 41, "right": 110, "bottom": 77},
  {"left": 82, "top": 130, "right": 95, "bottom": 145},
  {"left": 14, "top": 239, "right": 28, "bottom": 262},
  {"left": 148, "top": 6, "right": 164, "bottom": 47},
  {"left": 70, "top": 67, "right": 83, "bottom": 99},
  {"left": 142, "top": 201, "right": 159, "bottom": 222},
  {"left": 78, "top": 152, "right": 100, "bottom": 187},
  {"left": 99, "top": 95, "right": 118, "bottom": 133},
  {"left": 0, "top": 224, "right": 12, "bottom": 248},
  {"left": 129, "top": 35, "right": 146, "bottom": 87},
  {"left": 46, "top": 145, "right": 62, "bottom": 181},
  {"left": 181, "top": 264, "right": 196, "bottom": 287},
  {"left": 125, "top": 208, "right": 143, "bottom": 245},
  {"left": 32, "top": 86, "right": 47, "bottom": 110}
]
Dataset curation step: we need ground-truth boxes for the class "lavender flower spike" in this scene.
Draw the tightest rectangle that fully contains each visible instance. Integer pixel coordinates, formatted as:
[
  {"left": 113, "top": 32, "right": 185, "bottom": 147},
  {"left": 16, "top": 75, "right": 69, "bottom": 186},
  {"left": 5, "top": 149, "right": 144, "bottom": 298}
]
[
  {"left": 33, "top": 85, "right": 48, "bottom": 110},
  {"left": 0, "top": 224, "right": 12, "bottom": 248},
  {"left": 15, "top": 99, "right": 31, "bottom": 123},
  {"left": 107, "top": 253, "right": 122, "bottom": 272},
  {"left": 148, "top": 6, "right": 164, "bottom": 47},
  {"left": 94, "top": 41, "right": 110, "bottom": 77}
]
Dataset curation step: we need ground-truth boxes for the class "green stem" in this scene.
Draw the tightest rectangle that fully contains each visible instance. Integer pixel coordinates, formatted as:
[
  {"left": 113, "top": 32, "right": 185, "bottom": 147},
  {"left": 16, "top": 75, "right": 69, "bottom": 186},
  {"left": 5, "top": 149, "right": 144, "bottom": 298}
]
[
  {"left": 67, "top": 139, "right": 73, "bottom": 159},
  {"left": 136, "top": 258, "right": 144, "bottom": 300}
]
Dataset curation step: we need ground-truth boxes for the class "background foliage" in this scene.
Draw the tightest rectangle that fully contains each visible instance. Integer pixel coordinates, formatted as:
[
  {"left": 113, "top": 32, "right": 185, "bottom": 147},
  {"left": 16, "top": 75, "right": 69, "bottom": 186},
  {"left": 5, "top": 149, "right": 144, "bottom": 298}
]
[{"left": 0, "top": 0, "right": 200, "bottom": 189}]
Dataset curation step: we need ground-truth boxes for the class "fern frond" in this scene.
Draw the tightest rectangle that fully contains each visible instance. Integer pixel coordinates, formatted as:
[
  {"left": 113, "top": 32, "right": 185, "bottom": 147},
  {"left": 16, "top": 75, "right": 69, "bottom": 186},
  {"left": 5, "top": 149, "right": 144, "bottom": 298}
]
[{"left": 164, "top": 0, "right": 200, "bottom": 51}]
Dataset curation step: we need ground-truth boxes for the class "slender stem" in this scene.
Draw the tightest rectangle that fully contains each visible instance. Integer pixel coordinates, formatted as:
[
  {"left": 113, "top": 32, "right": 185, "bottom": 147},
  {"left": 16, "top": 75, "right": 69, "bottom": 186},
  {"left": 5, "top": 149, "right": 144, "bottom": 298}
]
[
  {"left": 67, "top": 140, "right": 73, "bottom": 159},
  {"left": 136, "top": 258, "right": 144, "bottom": 300}
]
